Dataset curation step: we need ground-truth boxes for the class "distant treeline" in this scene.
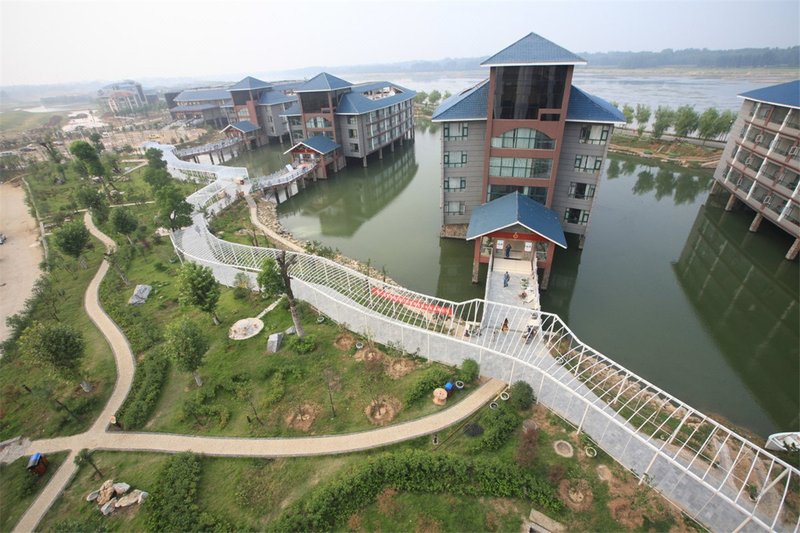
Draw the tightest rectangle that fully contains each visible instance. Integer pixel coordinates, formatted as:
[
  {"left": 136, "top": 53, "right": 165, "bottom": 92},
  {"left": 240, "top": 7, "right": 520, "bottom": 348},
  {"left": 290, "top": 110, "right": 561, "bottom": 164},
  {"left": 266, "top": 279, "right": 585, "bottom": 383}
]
[{"left": 581, "top": 47, "right": 799, "bottom": 69}]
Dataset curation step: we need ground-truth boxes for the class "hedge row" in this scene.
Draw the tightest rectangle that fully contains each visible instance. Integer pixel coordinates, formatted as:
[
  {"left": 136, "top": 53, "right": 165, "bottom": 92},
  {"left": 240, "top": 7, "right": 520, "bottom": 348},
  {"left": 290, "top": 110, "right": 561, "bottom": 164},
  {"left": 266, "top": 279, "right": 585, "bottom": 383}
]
[
  {"left": 115, "top": 353, "right": 169, "bottom": 430},
  {"left": 268, "top": 449, "right": 562, "bottom": 531}
]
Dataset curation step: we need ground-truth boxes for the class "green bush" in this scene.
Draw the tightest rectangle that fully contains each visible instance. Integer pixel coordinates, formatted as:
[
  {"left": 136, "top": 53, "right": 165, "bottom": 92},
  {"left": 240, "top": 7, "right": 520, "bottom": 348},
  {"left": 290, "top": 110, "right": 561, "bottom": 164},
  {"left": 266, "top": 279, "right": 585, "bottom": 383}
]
[
  {"left": 458, "top": 358, "right": 479, "bottom": 383},
  {"left": 268, "top": 449, "right": 561, "bottom": 531},
  {"left": 116, "top": 353, "right": 169, "bottom": 430},
  {"left": 287, "top": 334, "right": 317, "bottom": 354},
  {"left": 508, "top": 381, "right": 535, "bottom": 411},
  {"left": 404, "top": 366, "right": 451, "bottom": 405},
  {"left": 145, "top": 453, "right": 201, "bottom": 532},
  {"left": 476, "top": 404, "right": 522, "bottom": 451}
]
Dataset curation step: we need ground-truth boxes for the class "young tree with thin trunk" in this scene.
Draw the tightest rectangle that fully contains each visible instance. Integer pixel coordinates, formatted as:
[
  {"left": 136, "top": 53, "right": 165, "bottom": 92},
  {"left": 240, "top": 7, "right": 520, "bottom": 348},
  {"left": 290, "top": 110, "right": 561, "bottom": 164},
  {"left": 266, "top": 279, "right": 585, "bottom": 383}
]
[
  {"left": 155, "top": 184, "right": 192, "bottom": 230},
  {"left": 75, "top": 448, "right": 103, "bottom": 477},
  {"left": 77, "top": 186, "right": 109, "bottom": 224},
  {"left": 235, "top": 381, "right": 263, "bottom": 425},
  {"left": 178, "top": 263, "right": 221, "bottom": 324},
  {"left": 55, "top": 220, "right": 90, "bottom": 268},
  {"left": 652, "top": 106, "right": 675, "bottom": 140},
  {"left": 635, "top": 104, "right": 651, "bottom": 136},
  {"left": 20, "top": 321, "right": 85, "bottom": 387},
  {"left": 164, "top": 317, "right": 209, "bottom": 387},
  {"left": 622, "top": 104, "right": 635, "bottom": 127},
  {"left": 258, "top": 253, "right": 305, "bottom": 338},
  {"left": 673, "top": 105, "right": 700, "bottom": 138},
  {"left": 111, "top": 208, "right": 138, "bottom": 245}
]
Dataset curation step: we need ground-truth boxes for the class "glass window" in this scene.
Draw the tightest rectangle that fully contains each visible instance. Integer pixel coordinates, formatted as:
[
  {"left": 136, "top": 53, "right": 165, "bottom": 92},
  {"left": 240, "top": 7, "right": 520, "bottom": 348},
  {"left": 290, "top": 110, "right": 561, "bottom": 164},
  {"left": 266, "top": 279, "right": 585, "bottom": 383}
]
[
  {"left": 443, "top": 122, "right": 469, "bottom": 140},
  {"left": 493, "top": 66, "right": 568, "bottom": 120},
  {"left": 444, "top": 151, "right": 467, "bottom": 167},
  {"left": 574, "top": 155, "right": 603, "bottom": 172},
  {"left": 347, "top": 116, "right": 357, "bottom": 125},
  {"left": 487, "top": 185, "right": 548, "bottom": 204},
  {"left": 349, "top": 143, "right": 359, "bottom": 152},
  {"left": 579, "top": 125, "right": 611, "bottom": 144},
  {"left": 564, "top": 208, "right": 589, "bottom": 225},
  {"left": 490, "top": 128, "right": 555, "bottom": 150},
  {"left": 568, "top": 182, "right": 596, "bottom": 199},
  {"left": 489, "top": 157, "right": 552, "bottom": 178},
  {"left": 444, "top": 178, "right": 467, "bottom": 191},
  {"left": 305, "top": 116, "right": 332, "bottom": 129},
  {"left": 348, "top": 129, "right": 357, "bottom": 139},
  {"left": 444, "top": 201, "right": 466, "bottom": 215}
]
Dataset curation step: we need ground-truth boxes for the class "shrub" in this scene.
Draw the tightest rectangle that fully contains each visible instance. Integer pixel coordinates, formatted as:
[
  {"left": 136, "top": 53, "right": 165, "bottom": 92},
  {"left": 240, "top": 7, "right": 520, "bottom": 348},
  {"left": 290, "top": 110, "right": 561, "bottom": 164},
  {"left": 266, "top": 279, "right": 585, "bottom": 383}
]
[
  {"left": 145, "top": 453, "right": 201, "bottom": 532},
  {"left": 508, "top": 381, "right": 535, "bottom": 411},
  {"left": 404, "top": 366, "right": 451, "bottom": 405},
  {"left": 476, "top": 404, "right": 521, "bottom": 451},
  {"left": 287, "top": 334, "right": 317, "bottom": 354},
  {"left": 458, "top": 358, "right": 479, "bottom": 383},
  {"left": 116, "top": 353, "right": 170, "bottom": 430}
]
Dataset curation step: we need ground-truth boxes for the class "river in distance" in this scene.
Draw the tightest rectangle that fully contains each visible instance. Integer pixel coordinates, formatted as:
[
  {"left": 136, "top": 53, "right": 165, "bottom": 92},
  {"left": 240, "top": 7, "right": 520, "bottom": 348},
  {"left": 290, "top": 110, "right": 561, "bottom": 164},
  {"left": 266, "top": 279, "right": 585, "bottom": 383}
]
[{"left": 225, "top": 74, "right": 799, "bottom": 439}]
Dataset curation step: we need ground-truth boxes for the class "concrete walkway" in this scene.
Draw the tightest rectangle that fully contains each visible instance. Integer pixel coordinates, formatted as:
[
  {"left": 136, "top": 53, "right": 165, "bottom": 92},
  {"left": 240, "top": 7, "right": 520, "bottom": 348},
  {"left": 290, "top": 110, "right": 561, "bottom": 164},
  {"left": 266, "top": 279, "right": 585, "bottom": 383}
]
[
  {"left": 9, "top": 211, "right": 506, "bottom": 532},
  {"left": 245, "top": 194, "right": 304, "bottom": 252}
]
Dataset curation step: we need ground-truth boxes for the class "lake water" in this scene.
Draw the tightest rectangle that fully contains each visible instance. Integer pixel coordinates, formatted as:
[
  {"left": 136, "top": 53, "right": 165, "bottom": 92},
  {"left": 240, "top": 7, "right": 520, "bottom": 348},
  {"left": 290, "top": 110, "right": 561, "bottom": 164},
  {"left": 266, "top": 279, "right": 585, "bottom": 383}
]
[{"left": 225, "top": 74, "right": 799, "bottom": 438}]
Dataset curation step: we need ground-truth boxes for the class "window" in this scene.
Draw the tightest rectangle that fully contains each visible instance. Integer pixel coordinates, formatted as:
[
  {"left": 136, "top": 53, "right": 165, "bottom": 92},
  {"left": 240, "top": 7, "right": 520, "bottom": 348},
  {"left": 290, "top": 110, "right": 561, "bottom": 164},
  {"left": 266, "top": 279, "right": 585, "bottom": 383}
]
[
  {"left": 350, "top": 143, "right": 359, "bottom": 152},
  {"left": 489, "top": 157, "right": 552, "bottom": 178},
  {"left": 487, "top": 185, "right": 548, "bottom": 204},
  {"left": 305, "top": 116, "right": 332, "bottom": 129},
  {"left": 444, "top": 178, "right": 466, "bottom": 191},
  {"left": 579, "top": 125, "right": 611, "bottom": 144},
  {"left": 347, "top": 116, "right": 357, "bottom": 125},
  {"left": 348, "top": 129, "right": 357, "bottom": 139},
  {"left": 564, "top": 208, "right": 590, "bottom": 225},
  {"left": 574, "top": 155, "right": 603, "bottom": 172},
  {"left": 568, "top": 182, "right": 596, "bottom": 199},
  {"left": 491, "top": 128, "right": 555, "bottom": 150},
  {"left": 493, "top": 65, "right": 568, "bottom": 120},
  {"left": 443, "top": 122, "right": 469, "bottom": 140},
  {"left": 444, "top": 151, "right": 468, "bottom": 167},
  {"left": 444, "top": 201, "right": 466, "bottom": 215}
]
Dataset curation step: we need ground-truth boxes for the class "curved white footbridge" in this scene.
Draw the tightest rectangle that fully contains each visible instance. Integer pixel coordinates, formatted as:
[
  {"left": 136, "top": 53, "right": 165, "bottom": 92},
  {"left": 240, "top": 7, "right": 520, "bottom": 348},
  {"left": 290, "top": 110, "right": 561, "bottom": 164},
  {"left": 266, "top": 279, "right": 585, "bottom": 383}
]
[{"left": 10, "top": 141, "right": 799, "bottom": 532}]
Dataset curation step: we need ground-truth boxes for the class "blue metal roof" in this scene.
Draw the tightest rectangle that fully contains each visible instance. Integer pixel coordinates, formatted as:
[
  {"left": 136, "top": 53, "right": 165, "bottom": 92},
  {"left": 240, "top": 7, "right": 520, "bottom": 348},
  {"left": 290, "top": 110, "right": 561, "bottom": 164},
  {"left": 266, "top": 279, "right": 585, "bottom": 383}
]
[
  {"left": 223, "top": 120, "right": 260, "bottom": 134},
  {"left": 739, "top": 80, "right": 800, "bottom": 109},
  {"left": 170, "top": 103, "right": 219, "bottom": 112},
  {"left": 431, "top": 80, "right": 490, "bottom": 122},
  {"left": 27, "top": 453, "right": 42, "bottom": 468},
  {"left": 336, "top": 82, "right": 416, "bottom": 114},
  {"left": 174, "top": 88, "right": 231, "bottom": 102},
  {"left": 296, "top": 72, "right": 352, "bottom": 92},
  {"left": 229, "top": 76, "right": 271, "bottom": 91},
  {"left": 270, "top": 80, "right": 305, "bottom": 91},
  {"left": 279, "top": 102, "right": 301, "bottom": 116},
  {"left": 258, "top": 90, "right": 297, "bottom": 106},
  {"left": 481, "top": 32, "right": 586, "bottom": 67},
  {"left": 287, "top": 135, "right": 340, "bottom": 155},
  {"left": 466, "top": 192, "right": 567, "bottom": 248},
  {"left": 566, "top": 86, "right": 626, "bottom": 124}
]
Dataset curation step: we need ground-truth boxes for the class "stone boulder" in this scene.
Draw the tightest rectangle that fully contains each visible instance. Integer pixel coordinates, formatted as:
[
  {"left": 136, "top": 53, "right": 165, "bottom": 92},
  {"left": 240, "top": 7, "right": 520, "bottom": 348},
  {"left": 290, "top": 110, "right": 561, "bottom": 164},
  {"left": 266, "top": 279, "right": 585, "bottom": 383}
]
[
  {"left": 96, "top": 480, "right": 115, "bottom": 505},
  {"left": 138, "top": 491, "right": 149, "bottom": 504},
  {"left": 101, "top": 497, "right": 117, "bottom": 516},
  {"left": 267, "top": 332, "right": 284, "bottom": 353},
  {"left": 115, "top": 489, "right": 142, "bottom": 508},
  {"left": 285, "top": 326, "right": 296, "bottom": 336},
  {"left": 113, "top": 482, "right": 130, "bottom": 495},
  {"left": 85, "top": 490, "right": 99, "bottom": 502}
]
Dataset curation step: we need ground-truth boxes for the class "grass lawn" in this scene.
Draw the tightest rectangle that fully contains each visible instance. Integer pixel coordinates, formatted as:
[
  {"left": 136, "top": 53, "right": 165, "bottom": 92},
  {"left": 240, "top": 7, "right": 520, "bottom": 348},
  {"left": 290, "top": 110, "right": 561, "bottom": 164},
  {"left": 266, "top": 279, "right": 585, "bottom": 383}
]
[
  {"left": 0, "top": 451, "right": 68, "bottom": 532},
  {"left": 0, "top": 110, "right": 70, "bottom": 133},
  {"left": 208, "top": 198, "right": 273, "bottom": 247},
  {"left": 0, "top": 232, "right": 116, "bottom": 440}
]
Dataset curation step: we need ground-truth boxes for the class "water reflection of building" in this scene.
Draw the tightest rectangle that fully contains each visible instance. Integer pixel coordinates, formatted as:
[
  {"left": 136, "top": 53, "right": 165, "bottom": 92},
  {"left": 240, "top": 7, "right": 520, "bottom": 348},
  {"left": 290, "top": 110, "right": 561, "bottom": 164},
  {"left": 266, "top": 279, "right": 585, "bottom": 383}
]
[
  {"left": 280, "top": 143, "right": 418, "bottom": 237},
  {"left": 673, "top": 202, "right": 799, "bottom": 430}
]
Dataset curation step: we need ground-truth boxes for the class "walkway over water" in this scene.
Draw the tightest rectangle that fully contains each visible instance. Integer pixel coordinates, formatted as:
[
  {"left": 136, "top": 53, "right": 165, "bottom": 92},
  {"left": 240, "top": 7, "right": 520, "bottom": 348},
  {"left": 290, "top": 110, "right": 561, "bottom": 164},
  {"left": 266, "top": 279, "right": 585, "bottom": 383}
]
[
  {"left": 154, "top": 142, "right": 799, "bottom": 532},
  {"left": 174, "top": 137, "right": 242, "bottom": 159}
]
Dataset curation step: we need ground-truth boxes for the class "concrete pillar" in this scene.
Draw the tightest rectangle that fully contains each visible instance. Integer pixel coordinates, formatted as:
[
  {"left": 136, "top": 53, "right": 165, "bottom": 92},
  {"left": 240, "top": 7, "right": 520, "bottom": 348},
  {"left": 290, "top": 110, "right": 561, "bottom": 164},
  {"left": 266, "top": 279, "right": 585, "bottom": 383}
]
[
  {"left": 578, "top": 234, "right": 586, "bottom": 250},
  {"left": 541, "top": 264, "right": 552, "bottom": 290},
  {"left": 725, "top": 194, "right": 738, "bottom": 211},
  {"left": 362, "top": 156, "right": 367, "bottom": 167},
  {"left": 787, "top": 237, "right": 800, "bottom": 261},
  {"left": 471, "top": 241, "right": 481, "bottom": 284},
  {"left": 194, "top": 156, "right": 199, "bottom": 164},
  {"left": 749, "top": 213, "right": 764, "bottom": 232},
  {"left": 710, "top": 180, "right": 721, "bottom": 194},
  {"left": 390, "top": 140, "right": 395, "bottom": 153},
  {"left": 208, "top": 152, "right": 214, "bottom": 165},
  {"left": 379, "top": 147, "right": 383, "bottom": 160}
]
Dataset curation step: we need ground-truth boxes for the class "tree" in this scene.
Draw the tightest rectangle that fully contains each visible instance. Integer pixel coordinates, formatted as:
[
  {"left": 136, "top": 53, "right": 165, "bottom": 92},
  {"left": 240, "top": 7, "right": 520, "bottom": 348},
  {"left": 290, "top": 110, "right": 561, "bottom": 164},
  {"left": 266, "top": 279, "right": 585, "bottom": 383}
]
[
  {"left": 143, "top": 167, "right": 172, "bottom": 191},
  {"left": 622, "top": 104, "right": 635, "bottom": 126},
  {"left": 257, "top": 253, "right": 305, "bottom": 338},
  {"left": 20, "top": 321, "right": 85, "bottom": 375},
  {"left": 144, "top": 147, "right": 167, "bottom": 170},
  {"left": 155, "top": 184, "right": 193, "bottom": 230},
  {"left": 111, "top": 208, "right": 138, "bottom": 245},
  {"left": 55, "top": 220, "right": 90, "bottom": 266},
  {"left": 88, "top": 132, "right": 105, "bottom": 154},
  {"left": 442, "top": 91, "right": 452, "bottom": 100},
  {"left": 428, "top": 90, "right": 442, "bottom": 105},
  {"left": 101, "top": 151, "right": 122, "bottom": 175},
  {"left": 164, "top": 317, "right": 209, "bottom": 386},
  {"left": 697, "top": 108, "right": 720, "bottom": 142},
  {"left": 715, "top": 110, "right": 737, "bottom": 139},
  {"left": 235, "top": 381, "right": 263, "bottom": 425},
  {"left": 413, "top": 91, "right": 428, "bottom": 105},
  {"left": 178, "top": 263, "right": 221, "bottom": 324},
  {"left": 673, "top": 105, "right": 699, "bottom": 138},
  {"left": 652, "top": 106, "right": 674, "bottom": 140},
  {"left": 508, "top": 381, "right": 535, "bottom": 410},
  {"left": 75, "top": 448, "right": 103, "bottom": 477},
  {"left": 635, "top": 104, "right": 651, "bottom": 136},
  {"left": 69, "top": 141, "right": 104, "bottom": 177},
  {"left": 76, "top": 186, "right": 109, "bottom": 224}
]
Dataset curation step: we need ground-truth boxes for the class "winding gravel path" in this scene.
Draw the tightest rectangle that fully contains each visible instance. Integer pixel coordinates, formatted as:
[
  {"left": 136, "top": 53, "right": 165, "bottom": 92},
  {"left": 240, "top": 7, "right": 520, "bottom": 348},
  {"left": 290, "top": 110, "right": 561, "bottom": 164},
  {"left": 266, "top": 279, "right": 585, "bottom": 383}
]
[{"left": 9, "top": 211, "right": 504, "bottom": 532}]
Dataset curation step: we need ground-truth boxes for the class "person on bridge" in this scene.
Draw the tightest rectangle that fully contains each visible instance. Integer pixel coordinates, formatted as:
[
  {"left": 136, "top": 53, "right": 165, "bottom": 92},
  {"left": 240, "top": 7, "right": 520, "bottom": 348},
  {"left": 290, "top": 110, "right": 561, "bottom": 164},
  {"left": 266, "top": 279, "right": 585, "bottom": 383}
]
[{"left": 503, "top": 271, "right": 510, "bottom": 287}]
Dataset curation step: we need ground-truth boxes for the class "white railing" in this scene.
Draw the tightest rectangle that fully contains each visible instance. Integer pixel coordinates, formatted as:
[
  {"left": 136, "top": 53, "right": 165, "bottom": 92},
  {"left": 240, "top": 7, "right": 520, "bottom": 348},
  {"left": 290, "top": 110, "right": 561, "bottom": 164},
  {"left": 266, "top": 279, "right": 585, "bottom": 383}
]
[
  {"left": 174, "top": 137, "right": 241, "bottom": 158},
  {"left": 151, "top": 141, "right": 800, "bottom": 533}
]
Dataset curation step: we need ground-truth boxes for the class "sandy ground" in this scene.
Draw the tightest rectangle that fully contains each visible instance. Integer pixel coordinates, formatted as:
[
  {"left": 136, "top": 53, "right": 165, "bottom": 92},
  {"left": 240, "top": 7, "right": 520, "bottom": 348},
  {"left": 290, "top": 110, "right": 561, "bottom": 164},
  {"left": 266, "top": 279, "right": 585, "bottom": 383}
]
[{"left": 0, "top": 181, "right": 43, "bottom": 345}]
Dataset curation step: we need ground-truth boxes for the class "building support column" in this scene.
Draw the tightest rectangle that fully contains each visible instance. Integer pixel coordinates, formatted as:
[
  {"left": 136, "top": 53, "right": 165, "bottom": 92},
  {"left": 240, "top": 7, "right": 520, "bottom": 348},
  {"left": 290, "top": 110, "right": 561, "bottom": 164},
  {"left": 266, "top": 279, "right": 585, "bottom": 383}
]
[
  {"left": 541, "top": 264, "right": 552, "bottom": 290},
  {"left": 786, "top": 237, "right": 800, "bottom": 261},
  {"left": 749, "top": 213, "right": 763, "bottom": 232},
  {"left": 710, "top": 180, "right": 721, "bottom": 194},
  {"left": 578, "top": 234, "right": 586, "bottom": 250},
  {"left": 379, "top": 147, "right": 383, "bottom": 160},
  {"left": 208, "top": 152, "right": 214, "bottom": 165},
  {"left": 725, "top": 193, "right": 738, "bottom": 211},
  {"left": 362, "top": 156, "right": 367, "bottom": 168},
  {"left": 218, "top": 151, "right": 224, "bottom": 163},
  {"left": 471, "top": 241, "right": 481, "bottom": 284},
  {"left": 390, "top": 140, "right": 395, "bottom": 153}
]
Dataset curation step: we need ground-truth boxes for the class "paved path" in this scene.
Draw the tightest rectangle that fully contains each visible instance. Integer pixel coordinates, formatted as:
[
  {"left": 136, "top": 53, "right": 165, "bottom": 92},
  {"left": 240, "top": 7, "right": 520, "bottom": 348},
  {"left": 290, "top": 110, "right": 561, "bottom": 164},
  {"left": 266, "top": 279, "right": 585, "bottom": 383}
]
[
  {"left": 245, "top": 194, "right": 304, "bottom": 252},
  {"left": 9, "top": 211, "right": 506, "bottom": 532}
]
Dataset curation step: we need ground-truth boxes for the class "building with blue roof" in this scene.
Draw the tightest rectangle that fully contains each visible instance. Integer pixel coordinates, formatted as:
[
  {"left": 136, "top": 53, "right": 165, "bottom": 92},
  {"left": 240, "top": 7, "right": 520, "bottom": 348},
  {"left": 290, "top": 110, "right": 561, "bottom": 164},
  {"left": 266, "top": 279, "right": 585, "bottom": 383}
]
[
  {"left": 431, "top": 32, "right": 625, "bottom": 287},
  {"left": 711, "top": 80, "right": 800, "bottom": 259}
]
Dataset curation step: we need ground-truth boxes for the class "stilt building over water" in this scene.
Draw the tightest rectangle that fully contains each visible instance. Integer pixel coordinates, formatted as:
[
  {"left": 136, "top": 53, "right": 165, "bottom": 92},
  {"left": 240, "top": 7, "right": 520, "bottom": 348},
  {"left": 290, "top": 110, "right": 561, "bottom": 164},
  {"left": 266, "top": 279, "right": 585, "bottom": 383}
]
[
  {"left": 431, "top": 32, "right": 625, "bottom": 289},
  {"left": 710, "top": 80, "right": 800, "bottom": 260}
]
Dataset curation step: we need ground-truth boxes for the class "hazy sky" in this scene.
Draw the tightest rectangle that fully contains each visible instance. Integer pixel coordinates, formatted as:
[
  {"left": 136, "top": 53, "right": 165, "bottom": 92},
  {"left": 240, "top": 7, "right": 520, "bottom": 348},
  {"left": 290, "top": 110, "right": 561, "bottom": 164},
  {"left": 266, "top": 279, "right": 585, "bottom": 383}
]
[{"left": 1, "top": 0, "right": 799, "bottom": 86}]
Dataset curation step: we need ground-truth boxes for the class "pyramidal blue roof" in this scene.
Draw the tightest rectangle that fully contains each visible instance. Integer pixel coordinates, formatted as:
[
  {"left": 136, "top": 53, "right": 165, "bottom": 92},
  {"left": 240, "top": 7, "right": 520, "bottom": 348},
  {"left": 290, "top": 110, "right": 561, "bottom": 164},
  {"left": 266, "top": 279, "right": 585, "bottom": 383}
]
[
  {"left": 566, "top": 86, "right": 626, "bottom": 124},
  {"left": 286, "top": 135, "right": 340, "bottom": 155},
  {"left": 222, "top": 120, "right": 260, "bottom": 134},
  {"left": 229, "top": 76, "right": 271, "bottom": 91},
  {"left": 279, "top": 102, "right": 302, "bottom": 116},
  {"left": 258, "top": 90, "right": 297, "bottom": 106},
  {"left": 337, "top": 82, "right": 416, "bottom": 114},
  {"left": 466, "top": 192, "right": 567, "bottom": 248},
  {"left": 739, "top": 80, "right": 799, "bottom": 109},
  {"left": 431, "top": 80, "right": 490, "bottom": 122},
  {"left": 296, "top": 72, "right": 352, "bottom": 92},
  {"left": 481, "top": 32, "right": 586, "bottom": 67}
]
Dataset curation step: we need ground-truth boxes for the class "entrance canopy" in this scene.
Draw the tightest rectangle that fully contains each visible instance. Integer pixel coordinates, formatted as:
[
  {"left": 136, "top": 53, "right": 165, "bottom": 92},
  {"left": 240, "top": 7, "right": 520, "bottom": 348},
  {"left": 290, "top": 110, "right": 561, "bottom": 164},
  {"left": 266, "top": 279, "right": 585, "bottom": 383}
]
[
  {"left": 466, "top": 192, "right": 567, "bottom": 248},
  {"left": 284, "top": 135, "right": 340, "bottom": 155},
  {"left": 221, "top": 120, "right": 260, "bottom": 134}
]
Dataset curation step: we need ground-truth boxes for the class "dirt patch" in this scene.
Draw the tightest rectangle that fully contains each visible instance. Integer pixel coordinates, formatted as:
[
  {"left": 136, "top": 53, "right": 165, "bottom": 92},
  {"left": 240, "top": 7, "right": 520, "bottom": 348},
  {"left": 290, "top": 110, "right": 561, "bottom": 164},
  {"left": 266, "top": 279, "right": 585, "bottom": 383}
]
[
  {"left": 354, "top": 346, "right": 385, "bottom": 362},
  {"left": 385, "top": 357, "right": 417, "bottom": 379},
  {"left": 346, "top": 513, "right": 364, "bottom": 531},
  {"left": 284, "top": 402, "right": 321, "bottom": 432},
  {"left": 608, "top": 498, "right": 645, "bottom": 529},
  {"left": 376, "top": 487, "right": 399, "bottom": 516},
  {"left": 334, "top": 333, "right": 355, "bottom": 351},
  {"left": 558, "top": 479, "right": 594, "bottom": 512},
  {"left": 364, "top": 396, "right": 401, "bottom": 426},
  {"left": 415, "top": 514, "right": 442, "bottom": 533}
]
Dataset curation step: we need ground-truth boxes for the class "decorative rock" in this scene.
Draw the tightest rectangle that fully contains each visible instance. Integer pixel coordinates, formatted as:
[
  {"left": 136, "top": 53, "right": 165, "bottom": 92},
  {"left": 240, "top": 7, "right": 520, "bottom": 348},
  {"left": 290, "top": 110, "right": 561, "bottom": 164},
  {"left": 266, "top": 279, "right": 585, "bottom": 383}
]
[
  {"left": 85, "top": 490, "right": 99, "bottom": 502},
  {"left": 267, "top": 332, "right": 284, "bottom": 353},
  {"left": 96, "top": 480, "right": 115, "bottom": 505},
  {"left": 138, "top": 491, "right": 149, "bottom": 504},
  {"left": 101, "top": 498, "right": 117, "bottom": 515},
  {"left": 113, "top": 482, "right": 130, "bottom": 495},
  {"left": 285, "top": 326, "right": 296, "bottom": 335},
  {"left": 115, "top": 489, "right": 142, "bottom": 508}
]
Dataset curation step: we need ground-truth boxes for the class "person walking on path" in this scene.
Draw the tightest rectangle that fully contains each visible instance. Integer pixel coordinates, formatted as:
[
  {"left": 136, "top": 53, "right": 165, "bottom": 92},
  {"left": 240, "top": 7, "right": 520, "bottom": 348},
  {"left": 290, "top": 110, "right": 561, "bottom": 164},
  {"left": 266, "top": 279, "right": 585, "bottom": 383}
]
[{"left": 503, "top": 271, "right": 510, "bottom": 287}]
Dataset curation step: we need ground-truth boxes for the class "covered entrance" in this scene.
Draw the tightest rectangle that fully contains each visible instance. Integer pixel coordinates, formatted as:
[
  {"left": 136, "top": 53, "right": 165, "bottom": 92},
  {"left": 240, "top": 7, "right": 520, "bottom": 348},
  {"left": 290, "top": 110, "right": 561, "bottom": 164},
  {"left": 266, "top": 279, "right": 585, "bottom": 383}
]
[{"left": 284, "top": 135, "right": 344, "bottom": 180}]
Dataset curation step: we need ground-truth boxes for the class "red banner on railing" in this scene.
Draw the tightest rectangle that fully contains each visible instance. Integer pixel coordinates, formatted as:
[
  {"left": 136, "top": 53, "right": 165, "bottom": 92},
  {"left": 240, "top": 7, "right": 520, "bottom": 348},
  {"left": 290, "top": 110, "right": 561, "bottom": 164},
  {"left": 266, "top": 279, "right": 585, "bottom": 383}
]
[{"left": 370, "top": 287, "right": 453, "bottom": 316}]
